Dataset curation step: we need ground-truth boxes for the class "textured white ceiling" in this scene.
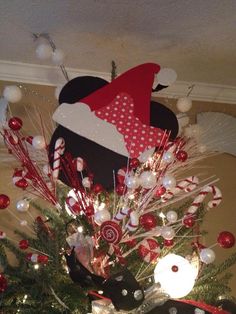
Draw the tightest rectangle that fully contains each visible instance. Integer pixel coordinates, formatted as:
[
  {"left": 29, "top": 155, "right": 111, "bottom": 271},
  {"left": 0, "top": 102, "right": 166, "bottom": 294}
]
[{"left": 0, "top": 0, "right": 236, "bottom": 86}]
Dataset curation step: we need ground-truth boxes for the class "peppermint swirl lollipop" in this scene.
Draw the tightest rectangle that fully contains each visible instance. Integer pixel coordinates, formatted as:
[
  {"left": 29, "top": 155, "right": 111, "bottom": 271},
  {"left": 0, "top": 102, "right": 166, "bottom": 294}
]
[{"left": 100, "top": 220, "right": 122, "bottom": 244}]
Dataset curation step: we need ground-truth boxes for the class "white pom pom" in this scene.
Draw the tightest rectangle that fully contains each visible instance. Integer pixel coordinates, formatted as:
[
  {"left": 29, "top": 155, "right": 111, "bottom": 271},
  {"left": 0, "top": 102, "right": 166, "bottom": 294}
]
[
  {"left": 51, "top": 49, "right": 65, "bottom": 65},
  {"left": 176, "top": 97, "right": 192, "bottom": 113},
  {"left": 177, "top": 113, "right": 190, "bottom": 128},
  {"left": 3, "top": 85, "right": 22, "bottom": 103},
  {"left": 35, "top": 43, "right": 52, "bottom": 60},
  {"left": 156, "top": 68, "right": 177, "bottom": 86}
]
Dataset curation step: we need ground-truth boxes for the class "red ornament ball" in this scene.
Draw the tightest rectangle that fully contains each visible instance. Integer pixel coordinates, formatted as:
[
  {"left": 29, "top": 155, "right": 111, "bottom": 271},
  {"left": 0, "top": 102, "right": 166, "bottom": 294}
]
[
  {"left": 37, "top": 255, "right": 49, "bottom": 264},
  {"left": 115, "top": 183, "right": 127, "bottom": 196},
  {"left": 129, "top": 158, "right": 140, "bottom": 169},
  {"left": 0, "top": 274, "right": 7, "bottom": 293},
  {"left": 100, "top": 220, "right": 122, "bottom": 244},
  {"left": 182, "top": 214, "right": 195, "bottom": 228},
  {"left": 217, "top": 231, "right": 235, "bottom": 249},
  {"left": 92, "top": 183, "right": 104, "bottom": 194},
  {"left": 19, "top": 239, "right": 29, "bottom": 250},
  {"left": 176, "top": 150, "right": 188, "bottom": 162},
  {"left": 8, "top": 117, "right": 23, "bottom": 131},
  {"left": 164, "top": 239, "right": 174, "bottom": 247},
  {"left": 0, "top": 194, "right": 10, "bottom": 209},
  {"left": 155, "top": 186, "right": 166, "bottom": 197},
  {"left": 140, "top": 213, "right": 157, "bottom": 230}
]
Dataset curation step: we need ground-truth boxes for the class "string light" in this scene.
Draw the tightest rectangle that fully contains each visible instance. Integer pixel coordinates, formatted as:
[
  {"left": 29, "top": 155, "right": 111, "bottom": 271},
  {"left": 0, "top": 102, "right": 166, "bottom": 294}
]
[{"left": 34, "top": 264, "right": 40, "bottom": 270}]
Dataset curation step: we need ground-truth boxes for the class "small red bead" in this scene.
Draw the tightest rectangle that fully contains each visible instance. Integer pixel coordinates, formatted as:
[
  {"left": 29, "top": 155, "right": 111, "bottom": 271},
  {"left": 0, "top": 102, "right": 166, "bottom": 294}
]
[
  {"left": 37, "top": 255, "right": 49, "bottom": 264},
  {"left": 8, "top": 117, "right": 23, "bottom": 131},
  {"left": 19, "top": 239, "right": 29, "bottom": 250},
  {"left": 15, "top": 178, "right": 28, "bottom": 189},
  {"left": 155, "top": 186, "right": 166, "bottom": 197},
  {"left": 0, "top": 194, "right": 10, "bottom": 209},
  {"left": 129, "top": 158, "right": 140, "bottom": 169},
  {"left": 171, "top": 265, "right": 179, "bottom": 272},
  {"left": 182, "top": 214, "right": 195, "bottom": 228},
  {"left": 115, "top": 184, "right": 127, "bottom": 196},
  {"left": 176, "top": 150, "right": 188, "bottom": 162},
  {"left": 164, "top": 239, "right": 174, "bottom": 247}
]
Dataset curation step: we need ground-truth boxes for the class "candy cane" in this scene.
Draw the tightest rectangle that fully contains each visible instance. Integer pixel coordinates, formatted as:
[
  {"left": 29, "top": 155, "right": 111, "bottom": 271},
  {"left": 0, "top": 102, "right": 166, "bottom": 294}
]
[
  {"left": 65, "top": 196, "right": 81, "bottom": 215},
  {"left": 12, "top": 169, "right": 31, "bottom": 187},
  {"left": 188, "top": 185, "right": 222, "bottom": 214},
  {"left": 52, "top": 137, "right": 65, "bottom": 180},
  {"left": 162, "top": 176, "right": 199, "bottom": 202},
  {"left": 113, "top": 207, "right": 131, "bottom": 222}
]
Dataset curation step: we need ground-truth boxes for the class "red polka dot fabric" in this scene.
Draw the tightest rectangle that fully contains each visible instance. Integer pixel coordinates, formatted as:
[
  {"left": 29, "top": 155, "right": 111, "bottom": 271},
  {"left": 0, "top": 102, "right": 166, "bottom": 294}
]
[{"left": 94, "top": 92, "right": 167, "bottom": 158}]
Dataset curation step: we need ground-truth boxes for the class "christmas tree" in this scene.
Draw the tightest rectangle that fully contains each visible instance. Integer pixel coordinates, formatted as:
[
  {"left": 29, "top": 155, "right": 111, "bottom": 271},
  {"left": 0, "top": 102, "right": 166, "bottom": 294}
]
[{"left": 0, "top": 42, "right": 235, "bottom": 313}]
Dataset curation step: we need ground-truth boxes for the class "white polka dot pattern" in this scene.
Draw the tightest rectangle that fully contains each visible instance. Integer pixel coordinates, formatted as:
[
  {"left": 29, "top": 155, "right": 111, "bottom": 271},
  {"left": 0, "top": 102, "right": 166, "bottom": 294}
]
[{"left": 94, "top": 92, "right": 167, "bottom": 158}]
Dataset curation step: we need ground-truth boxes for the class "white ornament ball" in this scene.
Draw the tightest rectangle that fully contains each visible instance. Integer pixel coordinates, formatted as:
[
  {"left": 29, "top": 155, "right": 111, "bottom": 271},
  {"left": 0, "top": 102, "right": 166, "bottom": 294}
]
[
  {"left": 16, "top": 199, "right": 29, "bottom": 212},
  {"left": 166, "top": 211, "right": 178, "bottom": 223},
  {"left": 125, "top": 175, "right": 140, "bottom": 189},
  {"left": 162, "top": 174, "right": 176, "bottom": 189},
  {"left": 154, "top": 253, "right": 197, "bottom": 298},
  {"left": 156, "top": 68, "right": 177, "bottom": 86},
  {"left": 199, "top": 248, "right": 216, "bottom": 264},
  {"left": 153, "top": 226, "right": 162, "bottom": 237},
  {"left": 20, "top": 220, "right": 28, "bottom": 226},
  {"left": 162, "top": 151, "right": 175, "bottom": 164},
  {"left": 51, "top": 49, "right": 65, "bottom": 65},
  {"left": 82, "top": 177, "right": 91, "bottom": 188},
  {"left": 161, "top": 226, "right": 175, "bottom": 240},
  {"left": 32, "top": 135, "right": 46, "bottom": 150},
  {"left": 3, "top": 85, "right": 22, "bottom": 103},
  {"left": 184, "top": 124, "right": 202, "bottom": 140},
  {"left": 94, "top": 209, "right": 111, "bottom": 226},
  {"left": 35, "top": 43, "right": 52, "bottom": 60},
  {"left": 176, "top": 97, "right": 192, "bottom": 113},
  {"left": 140, "top": 171, "right": 157, "bottom": 189}
]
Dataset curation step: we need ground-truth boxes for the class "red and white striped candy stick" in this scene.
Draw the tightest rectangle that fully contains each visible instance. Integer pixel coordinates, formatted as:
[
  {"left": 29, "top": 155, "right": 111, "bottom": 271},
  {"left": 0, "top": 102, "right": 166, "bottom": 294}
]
[
  {"left": 162, "top": 176, "right": 199, "bottom": 202},
  {"left": 188, "top": 185, "right": 222, "bottom": 214},
  {"left": 52, "top": 137, "right": 65, "bottom": 180},
  {"left": 113, "top": 207, "right": 131, "bottom": 222},
  {"left": 126, "top": 211, "right": 139, "bottom": 232}
]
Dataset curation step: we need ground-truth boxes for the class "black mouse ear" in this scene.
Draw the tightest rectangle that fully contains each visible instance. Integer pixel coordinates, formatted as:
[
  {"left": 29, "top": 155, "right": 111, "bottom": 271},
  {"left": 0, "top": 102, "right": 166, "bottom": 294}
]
[
  {"left": 59, "top": 76, "right": 109, "bottom": 104},
  {"left": 150, "top": 101, "right": 179, "bottom": 140}
]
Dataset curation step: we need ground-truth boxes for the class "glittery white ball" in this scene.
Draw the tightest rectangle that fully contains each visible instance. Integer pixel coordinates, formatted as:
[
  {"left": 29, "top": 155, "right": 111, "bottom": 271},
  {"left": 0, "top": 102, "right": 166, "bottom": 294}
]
[
  {"left": 32, "top": 135, "right": 46, "bottom": 150},
  {"left": 125, "top": 175, "right": 140, "bottom": 189},
  {"left": 162, "top": 174, "right": 176, "bottom": 189},
  {"left": 35, "top": 43, "right": 52, "bottom": 60},
  {"left": 16, "top": 199, "right": 29, "bottom": 212},
  {"left": 140, "top": 171, "right": 157, "bottom": 189},
  {"left": 162, "top": 151, "right": 175, "bottom": 164},
  {"left": 20, "top": 220, "right": 28, "bottom": 226},
  {"left": 51, "top": 49, "right": 65, "bottom": 65},
  {"left": 3, "top": 85, "right": 22, "bottom": 103},
  {"left": 153, "top": 226, "right": 162, "bottom": 237},
  {"left": 199, "top": 248, "right": 216, "bottom": 264},
  {"left": 94, "top": 209, "right": 111, "bottom": 226},
  {"left": 166, "top": 210, "right": 178, "bottom": 223},
  {"left": 82, "top": 177, "right": 91, "bottom": 188},
  {"left": 138, "top": 147, "right": 155, "bottom": 163},
  {"left": 161, "top": 226, "right": 175, "bottom": 240},
  {"left": 156, "top": 68, "right": 177, "bottom": 86},
  {"left": 176, "top": 97, "right": 192, "bottom": 113}
]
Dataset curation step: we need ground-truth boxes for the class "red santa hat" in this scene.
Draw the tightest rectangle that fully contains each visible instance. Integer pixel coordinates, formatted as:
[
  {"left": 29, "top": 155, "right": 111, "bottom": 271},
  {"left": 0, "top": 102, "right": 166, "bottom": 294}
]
[{"left": 53, "top": 63, "right": 170, "bottom": 158}]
